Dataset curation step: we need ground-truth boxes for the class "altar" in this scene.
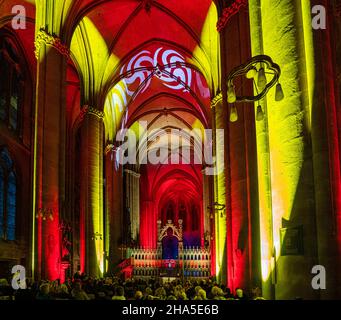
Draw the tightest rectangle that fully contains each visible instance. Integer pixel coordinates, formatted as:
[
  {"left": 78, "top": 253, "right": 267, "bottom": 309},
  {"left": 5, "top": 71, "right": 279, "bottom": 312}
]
[{"left": 123, "top": 220, "right": 211, "bottom": 280}]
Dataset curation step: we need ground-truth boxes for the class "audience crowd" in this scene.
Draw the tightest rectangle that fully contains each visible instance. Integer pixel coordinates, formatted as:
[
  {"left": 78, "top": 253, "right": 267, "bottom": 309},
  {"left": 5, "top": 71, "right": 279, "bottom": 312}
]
[{"left": 0, "top": 273, "right": 265, "bottom": 301}]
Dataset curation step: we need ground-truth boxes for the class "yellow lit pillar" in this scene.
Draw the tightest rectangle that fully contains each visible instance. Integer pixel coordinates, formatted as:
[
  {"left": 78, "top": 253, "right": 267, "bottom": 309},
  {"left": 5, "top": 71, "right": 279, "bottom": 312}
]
[
  {"left": 33, "top": 29, "right": 69, "bottom": 281},
  {"left": 249, "top": 0, "right": 320, "bottom": 299},
  {"left": 33, "top": 0, "right": 77, "bottom": 282},
  {"left": 248, "top": 1, "right": 275, "bottom": 299},
  {"left": 211, "top": 94, "right": 227, "bottom": 285},
  {"left": 80, "top": 106, "right": 104, "bottom": 278}
]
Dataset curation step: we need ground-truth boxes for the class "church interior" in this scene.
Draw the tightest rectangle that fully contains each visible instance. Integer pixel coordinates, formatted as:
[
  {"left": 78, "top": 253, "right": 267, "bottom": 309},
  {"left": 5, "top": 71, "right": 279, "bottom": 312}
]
[{"left": 0, "top": 0, "right": 341, "bottom": 300}]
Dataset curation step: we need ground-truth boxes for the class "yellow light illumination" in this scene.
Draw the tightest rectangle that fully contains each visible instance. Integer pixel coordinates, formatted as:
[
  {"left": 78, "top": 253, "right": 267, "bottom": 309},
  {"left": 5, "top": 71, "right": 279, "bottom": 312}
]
[
  {"left": 249, "top": 0, "right": 316, "bottom": 299},
  {"left": 190, "top": 2, "right": 221, "bottom": 93}
]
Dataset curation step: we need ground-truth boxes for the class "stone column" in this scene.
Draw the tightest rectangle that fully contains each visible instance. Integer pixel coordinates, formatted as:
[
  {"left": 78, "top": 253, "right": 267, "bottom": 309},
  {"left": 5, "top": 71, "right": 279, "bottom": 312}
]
[
  {"left": 104, "top": 145, "right": 113, "bottom": 274},
  {"left": 79, "top": 107, "right": 104, "bottom": 278},
  {"left": 249, "top": 0, "right": 323, "bottom": 300},
  {"left": 202, "top": 168, "right": 211, "bottom": 246},
  {"left": 199, "top": 200, "right": 205, "bottom": 248},
  {"left": 220, "top": 4, "right": 262, "bottom": 292},
  {"left": 105, "top": 144, "right": 124, "bottom": 271},
  {"left": 33, "top": 29, "right": 69, "bottom": 280},
  {"left": 124, "top": 169, "right": 140, "bottom": 243},
  {"left": 211, "top": 94, "right": 227, "bottom": 285},
  {"left": 248, "top": 0, "right": 276, "bottom": 300}
]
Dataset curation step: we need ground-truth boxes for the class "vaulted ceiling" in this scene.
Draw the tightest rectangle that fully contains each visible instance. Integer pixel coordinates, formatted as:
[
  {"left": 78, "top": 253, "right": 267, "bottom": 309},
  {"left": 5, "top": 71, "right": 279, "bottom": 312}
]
[
  {"left": 68, "top": 0, "right": 220, "bottom": 142},
  {"left": 0, "top": 0, "right": 221, "bottom": 211},
  {"left": 67, "top": 1, "right": 221, "bottom": 207}
]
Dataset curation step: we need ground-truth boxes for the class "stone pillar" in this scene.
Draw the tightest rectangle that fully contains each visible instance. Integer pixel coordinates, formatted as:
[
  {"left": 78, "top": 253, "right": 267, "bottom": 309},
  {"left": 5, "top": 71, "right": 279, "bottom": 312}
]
[
  {"left": 248, "top": 0, "right": 276, "bottom": 300},
  {"left": 104, "top": 145, "right": 113, "bottom": 273},
  {"left": 157, "top": 220, "right": 162, "bottom": 252},
  {"left": 33, "top": 29, "right": 69, "bottom": 280},
  {"left": 249, "top": 0, "right": 321, "bottom": 299},
  {"left": 211, "top": 94, "right": 227, "bottom": 285},
  {"left": 310, "top": 0, "right": 341, "bottom": 299},
  {"left": 124, "top": 169, "right": 140, "bottom": 243},
  {"left": 199, "top": 199, "right": 205, "bottom": 248},
  {"left": 220, "top": 4, "right": 262, "bottom": 292},
  {"left": 202, "top": 169, "right": 211, "bottom": 246},
  {"left": 105, "top": 144, "right": 124, "bottom": 271},
  {"left": 79, "top": 106, "right": 104, "bottom": 278}
]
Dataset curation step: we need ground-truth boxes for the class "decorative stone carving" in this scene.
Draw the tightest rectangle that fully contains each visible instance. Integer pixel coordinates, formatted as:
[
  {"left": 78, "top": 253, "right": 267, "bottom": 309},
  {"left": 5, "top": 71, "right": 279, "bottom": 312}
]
[
  {"left": 105, "top": 144, "right": 116, "bottom": 155},
  {"left": 82, "top": 106, "right": 104, "bottom": 119},
  {"left": 158, "top": 220, "right": 183, "bottom": 242},
  {"left": 216, "top": 0, "right": 248, "bottom": 32},
  {"left": 211, "top": 92, "right": 223, "bottom": 108},
  {"left": 35, "top": 28, "right": 70, "bottom": 59}
]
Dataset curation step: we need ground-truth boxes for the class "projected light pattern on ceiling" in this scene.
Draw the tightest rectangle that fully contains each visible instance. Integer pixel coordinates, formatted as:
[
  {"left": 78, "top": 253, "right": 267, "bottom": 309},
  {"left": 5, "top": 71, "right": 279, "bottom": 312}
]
[
  {"left": 104, "top": 47, "right": 210, "bottom": 138},
  {"left": 120, "top": 47, "right": 192, "bottom": 94}
]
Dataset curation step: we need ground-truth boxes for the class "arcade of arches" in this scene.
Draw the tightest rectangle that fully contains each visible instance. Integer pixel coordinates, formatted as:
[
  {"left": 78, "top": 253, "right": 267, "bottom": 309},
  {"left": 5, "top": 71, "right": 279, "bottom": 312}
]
[{"left": 0, "top": 0, "right": 341, "bottom": 300}]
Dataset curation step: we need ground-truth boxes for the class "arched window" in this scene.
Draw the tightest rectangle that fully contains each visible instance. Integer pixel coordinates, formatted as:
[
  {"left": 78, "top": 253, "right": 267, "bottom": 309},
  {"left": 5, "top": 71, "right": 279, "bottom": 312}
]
[
  {"left": 0, "top": 38, "right": 23, "bottom": 135},
  {"left": 0, "top": 148, "right": 17, "bottom": 240}
]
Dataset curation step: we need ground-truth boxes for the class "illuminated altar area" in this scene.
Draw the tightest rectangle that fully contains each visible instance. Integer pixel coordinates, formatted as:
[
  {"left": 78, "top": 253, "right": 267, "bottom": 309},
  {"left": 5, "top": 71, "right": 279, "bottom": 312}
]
[{"left": 118, "top": 220, "right": 211, "bottom": 280}]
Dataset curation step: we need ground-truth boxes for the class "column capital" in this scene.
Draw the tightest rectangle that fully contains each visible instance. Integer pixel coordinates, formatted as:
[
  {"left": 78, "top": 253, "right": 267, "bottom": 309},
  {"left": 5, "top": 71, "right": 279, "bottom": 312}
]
[
  {"left": 81, "top": 106, "right": 104, "bottom": 119},
  {"left": 211, "top": 92, "right": 223, "bottom": 108},
  {"left": 124, "top": 169, "right": 141, "bottom": 178},
  {"left": 35, "top": 28, "right": 70, "bottom": 60},
  {"left": 105, "top": 143, "right": 116, "bottom": 155}
]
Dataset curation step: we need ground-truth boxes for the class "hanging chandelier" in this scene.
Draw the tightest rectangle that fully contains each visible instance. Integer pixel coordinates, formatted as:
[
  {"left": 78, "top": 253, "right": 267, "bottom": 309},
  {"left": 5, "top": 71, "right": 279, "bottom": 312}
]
[{"left": 226, "top": 55, "right": 284, "bottom": 122}]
